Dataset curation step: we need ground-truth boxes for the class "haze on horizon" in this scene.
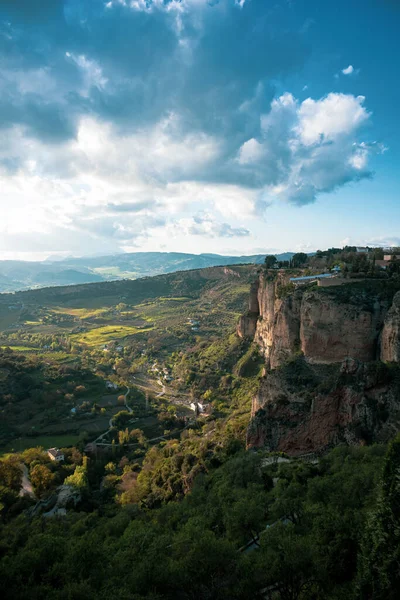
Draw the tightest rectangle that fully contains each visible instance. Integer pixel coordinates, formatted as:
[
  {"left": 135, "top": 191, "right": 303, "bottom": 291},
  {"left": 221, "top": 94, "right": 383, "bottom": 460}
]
[{"left": 0, "top": 0, "right": 399, "bottom": 261}]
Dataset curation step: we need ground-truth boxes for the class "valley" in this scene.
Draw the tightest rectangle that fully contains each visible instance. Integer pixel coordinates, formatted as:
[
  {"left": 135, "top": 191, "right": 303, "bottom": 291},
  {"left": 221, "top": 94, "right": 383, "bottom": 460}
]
[
  {"left": 0, "top": 264, "right": 259, "bottom": 453},
  {"left": 1, "top": 261, "right": 400, "bottom": 599}
]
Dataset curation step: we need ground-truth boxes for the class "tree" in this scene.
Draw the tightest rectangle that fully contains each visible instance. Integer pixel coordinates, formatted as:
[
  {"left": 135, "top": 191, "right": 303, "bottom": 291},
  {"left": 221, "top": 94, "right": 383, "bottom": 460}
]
[
  {"left": 113, "top": 410, "right": 131, "bottom": 429},
  {"left": 291, "top": 252, "right": 308, "bottom": 268},
  {"left": 64, "top": 457, "right": 89, "bottom": 490},
  {"left": 357, "top": 434, "right": 400, "bottom": 599},
  {"left": 129, "top": 429, "right": 146, "bottom": 445},
  {"left": 118, "top": 428, "right": 130, "bottom": 445},
  {"left": 0, "top": 456, "right": 22, "bottom": 491},
  {"left": 30, "top": 464, "right": 55, "bottom": 498},
  {"left": 257, "top": 523, "right": 321, "bottom": 600},
  {"left": 264, "top": 255, "right": 277, "bottom": 269}
]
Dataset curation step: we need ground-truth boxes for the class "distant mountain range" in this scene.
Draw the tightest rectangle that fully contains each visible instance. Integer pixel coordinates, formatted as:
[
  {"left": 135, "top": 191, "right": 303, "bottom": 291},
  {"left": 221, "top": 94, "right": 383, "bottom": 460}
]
[{"left": 0, "top": 251, "right": 295, "bottom": 293}]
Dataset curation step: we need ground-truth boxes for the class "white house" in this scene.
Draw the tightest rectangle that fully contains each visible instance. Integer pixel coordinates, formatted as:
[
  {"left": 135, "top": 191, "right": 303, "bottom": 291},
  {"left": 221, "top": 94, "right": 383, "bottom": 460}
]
[{"left": 47, "top": 447, "right": 64, "bottom": 462}]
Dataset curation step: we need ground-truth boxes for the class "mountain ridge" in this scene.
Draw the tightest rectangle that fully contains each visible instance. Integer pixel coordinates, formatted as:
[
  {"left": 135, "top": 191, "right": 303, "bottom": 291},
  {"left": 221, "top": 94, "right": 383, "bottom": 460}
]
[{"left": 0, "top": 251, "right": 295, "bottom": 293}]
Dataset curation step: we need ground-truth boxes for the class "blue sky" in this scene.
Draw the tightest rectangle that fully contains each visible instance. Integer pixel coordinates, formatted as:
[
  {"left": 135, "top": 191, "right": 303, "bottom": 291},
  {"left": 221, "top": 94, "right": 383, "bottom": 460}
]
[{"left": 0, "top": 0, "right": 398, "bottom": 259}]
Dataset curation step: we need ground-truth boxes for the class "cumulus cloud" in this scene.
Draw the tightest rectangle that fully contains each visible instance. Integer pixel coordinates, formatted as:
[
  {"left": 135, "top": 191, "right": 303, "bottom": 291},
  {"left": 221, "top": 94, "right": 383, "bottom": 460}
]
[{"left": 236, "top": 92, "right": 382, "bottom": 205}]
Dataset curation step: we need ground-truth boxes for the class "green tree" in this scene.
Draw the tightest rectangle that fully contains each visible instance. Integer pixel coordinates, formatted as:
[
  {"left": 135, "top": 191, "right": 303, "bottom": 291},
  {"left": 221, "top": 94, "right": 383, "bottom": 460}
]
[
  {"left": 257, "top": 523, "right": 321, "bottom": 600},
  {"left": 64, "top": 457, "right": 89, "bottom": 490},
  {"left": 291, "top": 252, "right": 308, "bottom": 268},
  {"left": 113, "top": 410, "right": 131, "bottom": 429},
  {"left": 264, "top": 255, "right": 277, "bottom": 269},
  {"left": 30, "top": 464, "right": 55, "bottom": 497},
  {"left": 357, "top": 434, "right": 400, "bottom": 599},
  {"left": 0, "top": 456, "right": 22, "bottom": 491}
]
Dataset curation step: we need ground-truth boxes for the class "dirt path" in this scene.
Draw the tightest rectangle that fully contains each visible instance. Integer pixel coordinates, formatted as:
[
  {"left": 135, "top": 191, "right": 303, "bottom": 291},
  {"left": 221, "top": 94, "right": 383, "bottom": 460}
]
[
  {"left": 19, "top": 463, "right": 36, "bottom": 499},
  {"left": 93, "top": 386, "right": 131, "bottom": 444},
  {"left": 132, "top": 374, "right": 191, "bottom": 406}
]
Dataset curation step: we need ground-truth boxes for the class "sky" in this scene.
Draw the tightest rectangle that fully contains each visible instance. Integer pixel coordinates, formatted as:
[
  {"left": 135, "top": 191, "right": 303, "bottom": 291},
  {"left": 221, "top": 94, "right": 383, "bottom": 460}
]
[{"left": 0, "top": 0, "right": 399, "bottom": 260}]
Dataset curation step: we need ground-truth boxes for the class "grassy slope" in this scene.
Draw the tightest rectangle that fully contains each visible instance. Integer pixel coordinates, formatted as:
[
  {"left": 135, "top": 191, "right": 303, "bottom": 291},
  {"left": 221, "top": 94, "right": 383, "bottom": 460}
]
[{"left": 0, "top": 265, "right": 259, "bottom": 451}]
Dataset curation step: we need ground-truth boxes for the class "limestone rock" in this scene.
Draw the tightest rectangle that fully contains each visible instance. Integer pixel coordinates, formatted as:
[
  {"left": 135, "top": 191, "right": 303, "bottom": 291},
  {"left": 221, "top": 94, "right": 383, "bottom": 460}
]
[{"left": 381, "top": 291, "right": 400, "bottom": 362}]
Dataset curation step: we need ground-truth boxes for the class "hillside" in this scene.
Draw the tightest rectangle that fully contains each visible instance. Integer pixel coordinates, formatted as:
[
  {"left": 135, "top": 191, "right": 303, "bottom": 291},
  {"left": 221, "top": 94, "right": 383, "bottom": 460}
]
[
  {"left": 0, "top": 264, "right": 259, "bottom": 451},
  {"left": 1, "top": 264, "right": 400, "bottom": 599},
  {"left": 0, "top": 251, "right": 295, "bottom": 292}
]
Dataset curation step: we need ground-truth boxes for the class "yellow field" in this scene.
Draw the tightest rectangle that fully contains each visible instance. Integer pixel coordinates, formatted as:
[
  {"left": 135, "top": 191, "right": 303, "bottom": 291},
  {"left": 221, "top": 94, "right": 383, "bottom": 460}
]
[
  {"left": 70, "top": 324, "right": 154, "bottom": 346},
  {"left": 51, "top": 307, "right": 109, "bottom": 319}
]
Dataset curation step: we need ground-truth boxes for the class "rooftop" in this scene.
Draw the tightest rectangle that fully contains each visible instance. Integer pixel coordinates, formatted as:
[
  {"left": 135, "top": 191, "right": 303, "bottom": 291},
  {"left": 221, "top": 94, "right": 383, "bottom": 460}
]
[{"left": 290, "top": 273, "right": 334, "bottom": 282}]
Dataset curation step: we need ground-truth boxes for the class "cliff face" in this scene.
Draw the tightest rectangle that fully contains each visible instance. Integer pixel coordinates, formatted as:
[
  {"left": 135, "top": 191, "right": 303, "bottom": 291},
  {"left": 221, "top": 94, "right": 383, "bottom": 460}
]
[
  {"left": 247, "top": 357, "right": 400, "bottom": 454},
  {"left": 240, "top": 273, "right": 400, "bottom": 454},
  {"left": 381, "top": 291, "right": 400, "bottom": 362},
  {"left": 241, "top": 273, "right": 388, "bottom": 367},
  {"left": 236, "top": 280, "right": 260, "bottom": 340},
  {"left": 300, "top": 291, "right": 384, "bottom": 364}
]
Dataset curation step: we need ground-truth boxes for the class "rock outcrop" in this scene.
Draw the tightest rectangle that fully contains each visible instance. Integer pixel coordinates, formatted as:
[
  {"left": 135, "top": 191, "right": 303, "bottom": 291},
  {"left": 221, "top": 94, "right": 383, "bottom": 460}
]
[
  {"left": 247, "top": 357, "right": 400, "bottom": 454},
  {"left": 240, "top": 273, "right": 400, "bottom": 454},
  {"left": 240, "top": 272, "right": 389, "bottom": 368},
  {"left": 381, "top": 291, "right": 400, "bottom": 362},
  {"left": 236, "top": 280, "right": 259, "bottom": 340}
]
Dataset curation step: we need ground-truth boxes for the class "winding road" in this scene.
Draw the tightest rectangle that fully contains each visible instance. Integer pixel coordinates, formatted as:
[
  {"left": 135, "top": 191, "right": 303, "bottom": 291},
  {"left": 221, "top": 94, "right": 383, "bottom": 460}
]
[{"left": 93, "top": 386, "right": 131, "bottom": 444}]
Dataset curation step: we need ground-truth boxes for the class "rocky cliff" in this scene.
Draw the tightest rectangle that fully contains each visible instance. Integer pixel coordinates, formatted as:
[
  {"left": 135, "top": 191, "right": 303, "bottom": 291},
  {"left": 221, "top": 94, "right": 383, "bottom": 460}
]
[
  {"left": 240, "top": 274, "right": 400, "bottom": 454},
  {"left": 238, "top": 272, "right": 390, "bottom": 367},
  {"left": 381, "top": 291, "right": 400, "bottom": 362}
]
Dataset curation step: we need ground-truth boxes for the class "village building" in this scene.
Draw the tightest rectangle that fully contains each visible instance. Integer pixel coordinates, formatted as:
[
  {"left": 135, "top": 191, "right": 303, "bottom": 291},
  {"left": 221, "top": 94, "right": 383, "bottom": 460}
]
[
  {"left": 289, "top": 273, "right": 335, "bottom": 285},
  {"left": 190, "top": 401, "right": 213, "bottom": 416},
  {"left": 47, "top": 447, "right": 64, "bottom": 462},
  {"left": 384, "top": 254, "right": 400, "bottom": 261}
]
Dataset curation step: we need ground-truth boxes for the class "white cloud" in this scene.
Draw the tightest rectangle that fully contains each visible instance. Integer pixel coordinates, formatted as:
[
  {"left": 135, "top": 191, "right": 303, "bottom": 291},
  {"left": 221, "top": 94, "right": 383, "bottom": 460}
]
[
  {"left": 171, "top": 214, "right": 250, "bottom": 238},
  {"left": 237, "top": 138, "right": 265, "bottom": 164},
  {"left": 342, "top": 65, "right": 354, "bottom": 75},
  {"left": 236, "top": 92, "right": 379, "bottom": 205},
  {"left": 297, "top": 93, "right": 369, "bottom": 145}
]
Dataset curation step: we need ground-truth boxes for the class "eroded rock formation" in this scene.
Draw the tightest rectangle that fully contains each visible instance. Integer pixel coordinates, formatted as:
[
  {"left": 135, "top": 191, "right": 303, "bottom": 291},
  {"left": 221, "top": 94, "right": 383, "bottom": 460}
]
[
  {"left": 240, "top": 273, "right": 400, "bottom": 454},
  {"left": 381, "top": 291, "right": 400, "bottom": 362}
]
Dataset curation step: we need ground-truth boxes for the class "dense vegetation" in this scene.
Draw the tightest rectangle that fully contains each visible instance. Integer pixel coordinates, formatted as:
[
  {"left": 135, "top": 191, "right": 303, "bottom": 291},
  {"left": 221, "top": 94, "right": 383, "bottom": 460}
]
[
  {"left": 1, "top": 440, "right": 399, "bottom": 599},
  {"left": 1, "top": 264, "right": 400, "bottom": 598}
]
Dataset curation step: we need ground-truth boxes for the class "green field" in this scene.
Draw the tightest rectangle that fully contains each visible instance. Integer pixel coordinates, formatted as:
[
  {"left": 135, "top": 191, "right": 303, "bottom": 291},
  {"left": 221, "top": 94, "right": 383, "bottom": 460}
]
[
  {"left": 51, "top": 307, "right": 109, "bottom": 319},
  {"left": 71, "top": 324, "right": 154, "bottom": 346},
  {"left": 1, "top": 434, "right": 81, "bottom": 454},
  {"left": 0, "top": 345, "right": 37, "bottom": 352}
]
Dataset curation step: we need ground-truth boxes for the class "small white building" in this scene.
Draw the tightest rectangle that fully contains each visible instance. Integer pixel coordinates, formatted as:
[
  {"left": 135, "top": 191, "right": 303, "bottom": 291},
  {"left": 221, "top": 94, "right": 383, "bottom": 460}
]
[
  {"left": 190, "top": 401, "right": 212, "bottom": 416},
  {"left": 106, "top": 381, "right": 118, "bottom": 390},
  {"left": 48, "top": 447, "right": 64, "bottom": 462}
]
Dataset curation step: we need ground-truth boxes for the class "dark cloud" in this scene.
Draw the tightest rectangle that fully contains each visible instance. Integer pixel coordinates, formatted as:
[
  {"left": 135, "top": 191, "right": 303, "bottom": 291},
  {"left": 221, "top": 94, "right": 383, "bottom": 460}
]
[{"left": 0, "top": 0, "right": 308, "bottom": 145}]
